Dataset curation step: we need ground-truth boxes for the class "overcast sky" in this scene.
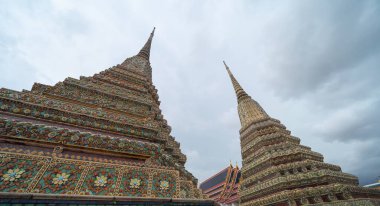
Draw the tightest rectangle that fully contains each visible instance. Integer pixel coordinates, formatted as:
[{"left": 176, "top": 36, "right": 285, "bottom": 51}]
[{"left": 1, "top": 0, "right": 379, "bottom": 185}]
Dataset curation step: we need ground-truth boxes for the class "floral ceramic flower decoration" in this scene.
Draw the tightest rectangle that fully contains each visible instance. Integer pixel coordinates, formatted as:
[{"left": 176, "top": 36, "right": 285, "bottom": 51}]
[
  {"left": 48, "top": 132, "right": 58, "bottom": 138},
  {"left": 2, "top": 168, "right": 25, "bottom": 182},
  {"left": 118, "top": 142, "right": 125, "bottom": 148},
  {"left": 23, "top": 109, "right": 31, "bottom": 114},
  {"left": 71, "top": 134, "right": 80, "bottom": 142},
  {"left": 159, "top": 180, "right": 169, "bottom": 190},
  {"left": 129, "top": 178, "right": 141, "bottom": 189},
  {"left": 0, "top": 104, "right": 9, "bottom": 110},
  {"left": 94, "top": 175, "right": 108, "bottom": 187},
  {"left": 52, "top": 173, "right": 70, "bottom": 185}
]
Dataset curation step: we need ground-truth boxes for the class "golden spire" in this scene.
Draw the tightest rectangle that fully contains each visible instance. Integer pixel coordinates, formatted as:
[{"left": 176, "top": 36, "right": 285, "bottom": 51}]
[
  {"left": 137, "top": 27, "right": 155, "bottom": 60},
  {"left": 223, "top": 61, "right": 249, "bottom": 103},
  {"left": 223, "top": 61, "right": 269, "bottom": 127}
]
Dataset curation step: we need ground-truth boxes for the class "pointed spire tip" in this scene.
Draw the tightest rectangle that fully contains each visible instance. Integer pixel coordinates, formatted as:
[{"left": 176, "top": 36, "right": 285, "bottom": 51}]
[
  {"left": 223, "top": 60, "right": 231, "bottom": 70},
  {"left": 223, "top": 61, "right": 228, "bottom": 68},
  {"left": 223, "top": 61, "right": 232, "bottom": 76},
  {"left": 137, "top": 28, "right": 155, "bottom": 60}
]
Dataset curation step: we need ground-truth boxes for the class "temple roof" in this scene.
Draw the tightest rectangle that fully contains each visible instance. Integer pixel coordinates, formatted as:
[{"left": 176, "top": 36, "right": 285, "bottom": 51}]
[
  {"left": 200, "top": 167, "right": 230, "bottom": 191},
  {"left": 364, "top": 181, "right": 380, "bottom": 188},
  {"left": 200, "top": 164, "right": 240, "bottom": 204}
]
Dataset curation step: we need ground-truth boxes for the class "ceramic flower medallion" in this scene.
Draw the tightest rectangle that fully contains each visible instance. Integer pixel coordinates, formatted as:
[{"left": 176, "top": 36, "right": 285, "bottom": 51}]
[
  {"left": 159, "top": 180, "right": 169, "bottom": 190},
  {"left": 52, "top": 173, "right": 70, "bottom": 185},
  {"left": 129, "top": 178, "right": 141, "bottom": 189},
  {"left": 2, "top": 168, "right": 25, "bottom": 182},
  {"left": 94, "top": 175, "right": 107, "bottom": 187}
]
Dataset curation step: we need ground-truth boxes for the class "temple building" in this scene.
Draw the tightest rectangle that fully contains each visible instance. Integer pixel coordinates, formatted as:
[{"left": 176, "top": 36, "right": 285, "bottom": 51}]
[
  {"left": 223, "top": 61, "right": 380, "bottom": 206},
  {"left": 200, "top": 163, "right": 241, "bottom": 206},
  {"left": 364, "top": 179, "right": 380, "bottom": 190},
  {"left": 0, "top": 28, "right": 215, "bottom": 205}
]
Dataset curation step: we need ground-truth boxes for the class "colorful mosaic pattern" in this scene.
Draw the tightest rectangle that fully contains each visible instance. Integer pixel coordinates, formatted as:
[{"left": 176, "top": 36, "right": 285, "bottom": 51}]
[
  {"left": 151, "top": 172, "right": 177, "bottom": 198},
  {"left": 72, "top": 77, "right": 149, "bottom": 103},
  {"left": 180, "top": 181, "right": 194, "bottom": 199},
  {"left": 81, "top": 166, "right": 117, "bottom": 195},
  {"left": 0, "top": 152, "right": 186, "bottom": 198},
  {"left": 0, "top": 118, "right": 160, "bottom": 158},
  {"left": 0, "top": 157, "right": 41, "bottom": 192},
  {"left": 119, "top": 169, "right": 149, "bottom": 197},
  {"left": 0, "top": 88, "right": 153, "bottom": 128},
  {"left": 0, "top": 97, "right": 156, "bottom": 139},
  {"left": 49, "top": 83, "right": 149, "bottom": 114},
  {"left": 34, "top": 161, "right": 83, "bottom": 194}
]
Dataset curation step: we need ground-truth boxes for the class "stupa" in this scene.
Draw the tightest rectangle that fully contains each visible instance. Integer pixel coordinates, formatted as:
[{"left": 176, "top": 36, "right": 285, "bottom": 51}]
[
  {"left": 0, "top": 28, "right": 215, "bottom": 205},
  {"left": 224, "top": 61, "right": 380, "bottom": 206}
]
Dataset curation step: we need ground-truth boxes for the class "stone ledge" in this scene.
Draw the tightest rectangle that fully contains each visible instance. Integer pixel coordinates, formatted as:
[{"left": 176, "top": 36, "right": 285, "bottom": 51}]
[{"left": 0, "top": 192, "right": 217, "bottom": 206}]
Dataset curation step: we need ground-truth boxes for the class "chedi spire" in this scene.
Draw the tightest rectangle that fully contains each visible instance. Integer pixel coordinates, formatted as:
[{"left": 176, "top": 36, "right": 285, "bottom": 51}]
[
  {"left": 223, "top": 61, "right": 268, "bottom": 128},
  {"left": 137, "top": 27, "right": 155, "bottom": 60},
  {"left": 223, "top": 61, "right": 250, "bottom": 103}
]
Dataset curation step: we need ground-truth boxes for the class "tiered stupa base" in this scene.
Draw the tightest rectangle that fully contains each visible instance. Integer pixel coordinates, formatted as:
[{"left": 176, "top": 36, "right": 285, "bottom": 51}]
[{"left": 222, "top": 62, "right": 380, "bottom": 206}]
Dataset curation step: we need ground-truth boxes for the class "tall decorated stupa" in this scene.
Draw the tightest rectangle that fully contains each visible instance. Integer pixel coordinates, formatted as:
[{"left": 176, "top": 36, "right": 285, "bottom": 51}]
[
  {"left": 0, "top": 28, "right": 215, "bottom": 205},
  {"left": 223, "top": 61, "right": 380, "bottom": 206}
]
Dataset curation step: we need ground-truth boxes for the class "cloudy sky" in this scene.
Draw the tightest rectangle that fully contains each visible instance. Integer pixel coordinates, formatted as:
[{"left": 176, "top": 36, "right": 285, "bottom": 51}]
[{"left": 1, "top": 0, "right": 379, "bottom": 185}]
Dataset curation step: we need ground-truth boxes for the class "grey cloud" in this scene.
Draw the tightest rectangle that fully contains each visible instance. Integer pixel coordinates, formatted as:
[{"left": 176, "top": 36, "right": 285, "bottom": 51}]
[
  {"left": 0, "top": 48, "right": 38, "bottom": 90},
  {"left": 260, "top": 0, "right": 380, "bottom": 98},
  {"left": 348, "top": 139, "right": 380, "bottom": 185},
  {"left": 313, "top": 98, "right": 380, "bottom": 142},
  {"left": 1, "top": 0, "right": 379, "bottom": 185}
]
